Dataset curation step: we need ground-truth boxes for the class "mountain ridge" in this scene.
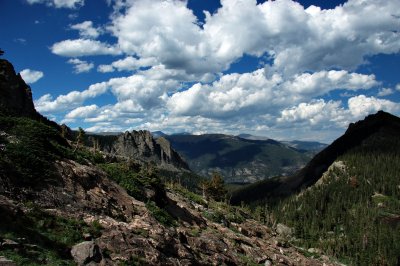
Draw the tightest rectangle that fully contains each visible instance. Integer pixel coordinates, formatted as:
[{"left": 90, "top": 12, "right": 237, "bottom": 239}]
[
  {"left": 231, "top": 110, "right": 400, "bottom": 203},
  {"left": 164, "top": 133, "right": 312, "bottom": 183}
]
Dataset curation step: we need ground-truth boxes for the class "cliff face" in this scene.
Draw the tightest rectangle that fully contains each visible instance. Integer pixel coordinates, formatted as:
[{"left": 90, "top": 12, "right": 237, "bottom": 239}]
[
  {"left": 0, "top": 59, "right": 60, "bottom": 130},
  {"left": 0, "top": 59, "right": 37, "bottom": 118},
  {"left": 100, "top": 130, "right": 189, "bottom": 170}
]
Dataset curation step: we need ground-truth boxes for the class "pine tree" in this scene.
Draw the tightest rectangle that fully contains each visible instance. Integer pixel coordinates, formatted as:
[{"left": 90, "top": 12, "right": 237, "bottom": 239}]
[
  {"left": 202, "top": 172, "right": 227, "bottom": 201},
  {"left": 73, "top": 127, "right": 85, "bottom": 152}
]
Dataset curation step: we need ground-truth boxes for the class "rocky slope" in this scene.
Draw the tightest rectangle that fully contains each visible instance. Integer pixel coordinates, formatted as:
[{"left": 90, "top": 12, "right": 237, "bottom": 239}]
[{"left": 0, "top": 180, "right": 341, "bottom": 265}]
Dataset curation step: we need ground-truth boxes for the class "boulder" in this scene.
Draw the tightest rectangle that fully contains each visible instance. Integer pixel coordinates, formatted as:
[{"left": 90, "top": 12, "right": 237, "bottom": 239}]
[
  {"left": 71, "top": 241, "right": 102, "bottom": 265},
  {"left": 276, "top": 223, "right": 294, "bottom": 238}
]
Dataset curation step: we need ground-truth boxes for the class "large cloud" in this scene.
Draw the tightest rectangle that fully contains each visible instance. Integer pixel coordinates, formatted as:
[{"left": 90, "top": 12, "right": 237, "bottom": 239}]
[
  {"left": 278, "top": 95, "right": 400, "bottom": 128},
  {"left": 167, "top": 69, "right": 378, "bottom": 118},
  {"left": 348, "top": 95, "right": 400, "bottom": 117},
  {"left": 102, "top": 0, "right": 400, "bottom": 75},
  {"left": 43, "top": 0, "right": 400, "bottom": 142}
]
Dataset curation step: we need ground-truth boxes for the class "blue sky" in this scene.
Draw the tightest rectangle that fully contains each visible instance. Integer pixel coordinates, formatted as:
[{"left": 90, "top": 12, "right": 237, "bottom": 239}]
[{"left": 1, "top": 0, "right": 399, "bottom": 143}]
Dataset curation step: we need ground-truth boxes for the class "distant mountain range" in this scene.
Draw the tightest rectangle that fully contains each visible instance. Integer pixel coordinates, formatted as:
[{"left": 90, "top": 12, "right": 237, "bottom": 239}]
[
  {"left": 162, "top": 133, "right": 319, "bottom": 183},
  {"left": 148, "top": 132, "right": 326, "bottom": 183},
  {"left": 237, "top": 133, "right": 328, "bottom": 152}
]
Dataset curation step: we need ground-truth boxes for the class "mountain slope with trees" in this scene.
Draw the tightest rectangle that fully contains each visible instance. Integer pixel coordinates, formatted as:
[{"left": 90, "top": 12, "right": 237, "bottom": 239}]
[
  {"left": 165, "top": 133, "right": 311, "bottom": 183},
  {"left": 231, "top": 111, "right": 400, "bottom": 265}
]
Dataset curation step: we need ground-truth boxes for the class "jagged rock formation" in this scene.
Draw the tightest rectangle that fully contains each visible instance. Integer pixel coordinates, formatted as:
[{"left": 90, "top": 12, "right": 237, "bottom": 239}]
[
  {"left": 0, "top": 59, "right": 37, "bottom": 118},
  {"left": 96, "top": 130, "right": 189, "bottom": 171},
  {"left": 0, "top": 59, "right": 60, "bottom": 130}
]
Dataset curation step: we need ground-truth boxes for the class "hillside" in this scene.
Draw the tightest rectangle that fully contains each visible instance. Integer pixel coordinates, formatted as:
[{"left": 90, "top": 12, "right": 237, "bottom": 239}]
[
  {"left": 232, "top": 111, "right": 400, "bottom": 265},
  {"left": 231, "top": 111, "right": 400, "bottom": 203},
  {"left": 0, "top": 58, "right": 341, "bottom": 265},
  {"left": 165, "top": 134, "right": 311, "bottom": 183}
]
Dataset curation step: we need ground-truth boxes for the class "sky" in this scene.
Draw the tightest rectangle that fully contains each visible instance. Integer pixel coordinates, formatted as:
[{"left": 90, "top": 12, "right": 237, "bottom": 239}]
[{"left": 0, "top": 0, "right": 399, "bottom": 143}]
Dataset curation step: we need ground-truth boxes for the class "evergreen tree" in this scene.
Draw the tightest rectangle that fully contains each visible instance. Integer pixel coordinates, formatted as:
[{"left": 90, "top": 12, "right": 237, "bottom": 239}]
[
  {"left": 202, "top": 172, "right": 227, "bottom": 201},
  {"left": 73, "top": 127, "right": 85, "bottom": 152}
]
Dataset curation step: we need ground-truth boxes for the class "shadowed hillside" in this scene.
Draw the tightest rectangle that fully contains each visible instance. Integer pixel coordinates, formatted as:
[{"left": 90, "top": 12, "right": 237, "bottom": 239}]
[{"left": 165, "top": 134, "right": 311, "bottom": 183}]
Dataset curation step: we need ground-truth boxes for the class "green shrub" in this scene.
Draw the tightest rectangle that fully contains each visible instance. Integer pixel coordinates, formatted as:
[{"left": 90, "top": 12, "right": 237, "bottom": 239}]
[
  {"left": 146, "top": 201, "right": 177, "bottom": 227},
  {"left": 0, "top": 116, "right": 66, "bottom": 185}
]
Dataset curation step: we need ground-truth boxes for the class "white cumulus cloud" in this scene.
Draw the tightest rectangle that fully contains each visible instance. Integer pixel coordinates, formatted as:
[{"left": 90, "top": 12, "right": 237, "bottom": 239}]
[
  {"left": 70, "top": 21, "right": 101, "bottom": 39},
  {"left": 97, "top": 56, "right": 157, "bottom": 73},
  {"left": 34, "top": 82, "right": 108, "bottom": 113},
  {"left": 348, "top": 95, "right": 400, "bottom": 118},
  {"left": 26, "top": 0, "right": 84, "bottom": 9},
  {"left": 278, "top": 100, "right": 347, "bottom": 127},
  {"left": 67, "top": 58, "right": 94, "bottom": 73},
  {"left": 377, "top": 88, "right": 394, "bottom": 97},
  {"left": 20, "top": 69, "right": 44, "bottom": 84},
  {"left": 105, "top": 0, "right": 400, "bottom": 75},
  {"left": 167, "top": 69, "right": 378, "bottom": 119},
  {"left": 51, "top": 39, "right": 121, "bottom": 57},
  {"left": 65, "top": 104, "right": 99, "bottom": 119}
]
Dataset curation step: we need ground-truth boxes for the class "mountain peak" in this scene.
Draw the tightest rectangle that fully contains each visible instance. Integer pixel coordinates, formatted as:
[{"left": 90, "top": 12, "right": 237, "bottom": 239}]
[
  {"left": 346, "top": 110, "right": 400, "bottom": 134},
  {"left": 0, "top": 59, "right": 37, "bottom": 118}
]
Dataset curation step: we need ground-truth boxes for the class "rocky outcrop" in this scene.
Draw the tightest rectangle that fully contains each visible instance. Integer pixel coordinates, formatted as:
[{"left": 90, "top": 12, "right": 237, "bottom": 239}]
[
  {"left": 0, "top": 59, "right": 37, "bottom": 118},
  {"left": 0, "top": 59, "right": 60, "bottom": 130},
  {"left": 99, "top": 130, "right": 189, "bottom": 171}
]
